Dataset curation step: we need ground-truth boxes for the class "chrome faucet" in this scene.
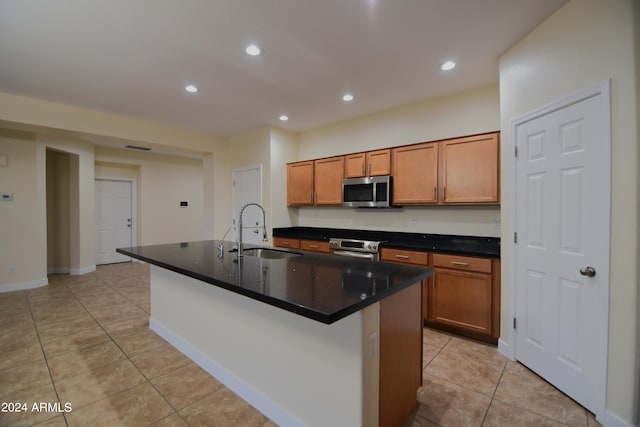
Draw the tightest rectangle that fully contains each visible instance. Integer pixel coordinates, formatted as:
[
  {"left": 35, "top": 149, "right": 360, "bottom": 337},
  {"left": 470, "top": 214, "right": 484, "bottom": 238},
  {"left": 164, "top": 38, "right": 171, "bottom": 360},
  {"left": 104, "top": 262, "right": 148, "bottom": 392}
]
[{"left": 237, "top": 202, "right": 268, "bottom": 258}]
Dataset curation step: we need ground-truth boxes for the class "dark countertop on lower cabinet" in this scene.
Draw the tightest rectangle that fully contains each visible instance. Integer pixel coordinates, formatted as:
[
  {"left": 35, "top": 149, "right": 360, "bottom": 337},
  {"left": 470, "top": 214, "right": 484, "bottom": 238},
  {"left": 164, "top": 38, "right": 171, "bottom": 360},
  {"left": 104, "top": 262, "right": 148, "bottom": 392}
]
[
  {"left": 117, "top": 240, "right": 432, "bottom": 325},
  {"left": 273, "top": 227, "right": 500, "bottom": 258}
]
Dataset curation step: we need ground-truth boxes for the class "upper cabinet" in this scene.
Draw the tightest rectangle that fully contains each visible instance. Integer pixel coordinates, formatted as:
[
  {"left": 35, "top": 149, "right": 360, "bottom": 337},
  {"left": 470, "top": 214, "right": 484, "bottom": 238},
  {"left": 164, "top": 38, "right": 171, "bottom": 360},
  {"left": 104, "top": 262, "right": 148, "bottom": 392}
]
[
  {"left": 287, "top": 156, "right": 344, "bottom": 206},
  {"left": 287, "top": 131, "right": 500, "bottom": 207},
  {"left": 392, "top": 142, "right": 439, "bottom": 204},
  {"left": 314, "top": 156, "right": 344, "bottom": 205},
  {"left": 287, "top": 160, "right": 314, "bottom": 206},
  {"left": 344, "top": 149, "right": 391, "bottom": 178},
  {"left": 392, "top": 132, "right": 500, "bottom": 205},
  {"left": 441, "top": 133, "right": 499, "bottom": 204}
]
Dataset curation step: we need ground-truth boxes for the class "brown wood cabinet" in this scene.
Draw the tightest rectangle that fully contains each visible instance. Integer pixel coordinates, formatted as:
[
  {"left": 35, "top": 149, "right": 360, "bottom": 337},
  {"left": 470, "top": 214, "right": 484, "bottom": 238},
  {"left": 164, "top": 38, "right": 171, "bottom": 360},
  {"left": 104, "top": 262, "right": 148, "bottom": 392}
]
[
  {"left": 273, "top": 237, "right": 300, "bottom": 249},
  {"left": 380, "top": 247, "right": 431, "bottom": 324},
  {"left": 392, "top": 142, "right": 439, "bottom": 204},
  {"left": 344, "top": 149, "right": 391, "bottom": 178},
  {"left": 430, "top": 254, "right": 500, "bottom": 342},
  {"left": 300, "top": 239, "right": 330, "bottom": 253},
  {"left": 441, "top": 133, "right": 500, "bottom": 204},
  {"left": 286, "top": 161, "right": 314, "bottom": 206},
  {"left": 314, "top": 156, "right": 344, "bottom": 205},
  {"left": 288, "top": 131, "right": 499, "bottom": 207},
  {"left": 287, "top": 156, "right": 343, "bottom": 206}
]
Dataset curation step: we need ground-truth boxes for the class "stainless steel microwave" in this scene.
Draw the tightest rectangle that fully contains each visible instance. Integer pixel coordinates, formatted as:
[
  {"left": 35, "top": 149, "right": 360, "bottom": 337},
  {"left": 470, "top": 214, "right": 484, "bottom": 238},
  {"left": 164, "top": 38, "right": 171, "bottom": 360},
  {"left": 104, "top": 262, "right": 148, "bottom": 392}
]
[{"left": 342, "top": 176, "right": 392, "bottom": 208}]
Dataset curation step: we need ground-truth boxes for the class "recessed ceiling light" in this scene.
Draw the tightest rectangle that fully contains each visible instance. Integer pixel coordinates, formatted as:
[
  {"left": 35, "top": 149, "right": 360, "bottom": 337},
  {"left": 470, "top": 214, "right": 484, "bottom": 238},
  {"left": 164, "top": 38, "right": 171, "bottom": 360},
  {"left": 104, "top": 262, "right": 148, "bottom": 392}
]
[
  {"left": 245, "top": 44, "right": 262, "bottom": 56},
  {"left": 441, "top": 61, "right": 456, "bottom": 71},
  {"left": 279, "top": 115, "right": 289, "bottom": 121},
  {"left": 342, "top": 93, "right": 354, "bottom": 102},
  {"left": 185, "top": 85, "right": 198, "bottom": 93}
]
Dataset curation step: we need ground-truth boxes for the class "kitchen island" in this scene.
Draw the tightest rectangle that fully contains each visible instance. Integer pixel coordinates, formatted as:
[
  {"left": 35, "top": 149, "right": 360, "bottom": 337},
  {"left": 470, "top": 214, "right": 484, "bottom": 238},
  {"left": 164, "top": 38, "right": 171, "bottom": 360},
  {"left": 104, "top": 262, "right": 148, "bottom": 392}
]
[{"left": 117, "top": 240, "right": 432, "bottom": 427}]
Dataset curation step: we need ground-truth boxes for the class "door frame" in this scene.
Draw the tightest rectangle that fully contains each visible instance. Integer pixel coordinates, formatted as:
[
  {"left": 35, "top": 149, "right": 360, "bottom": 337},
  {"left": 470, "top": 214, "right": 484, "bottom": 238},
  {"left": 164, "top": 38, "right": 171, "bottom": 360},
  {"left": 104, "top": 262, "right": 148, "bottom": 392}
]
[
  {"left": 94, "top": 176, "right": 138, "bottom": 260},
  {"left": 506, "top": 80, "right": 611, "bottom": 417}
]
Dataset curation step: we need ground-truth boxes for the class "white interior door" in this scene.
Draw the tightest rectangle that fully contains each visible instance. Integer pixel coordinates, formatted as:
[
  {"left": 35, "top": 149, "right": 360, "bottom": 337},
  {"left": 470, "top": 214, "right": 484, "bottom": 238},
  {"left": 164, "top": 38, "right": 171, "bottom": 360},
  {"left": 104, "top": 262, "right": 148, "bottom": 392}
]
[
  {"left": 95, "top": 179, "right": 133, "bottom": 264},
  {"left": 513, "top": 82, "right": 610, "bottom": 418},
  {"left": 232, "top": 166, "right": 263, "bottom": 246}
]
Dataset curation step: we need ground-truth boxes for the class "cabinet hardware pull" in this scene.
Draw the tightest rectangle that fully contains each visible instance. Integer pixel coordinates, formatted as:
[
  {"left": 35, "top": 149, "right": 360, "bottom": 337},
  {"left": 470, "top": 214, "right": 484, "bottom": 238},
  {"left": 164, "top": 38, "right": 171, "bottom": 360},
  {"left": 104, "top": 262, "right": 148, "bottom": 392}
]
[
  {"left": 451, "top": 261, "right": 469, "bottom": 266},
  {"left": 395, "top": 255, "right": 410, "bottom": 259},
  {"left": 281, "top": 241, "right": 290, "bottom": 246},
  {"left": 310, "top": 192, "right": 313, "bottom": 202},
  {"left": 309, "top": 244, "right": 319, "bottom": 249},
  {"left": 443, "top": 186, "right": 446, "bottom": 200},
  {"left": 432, "top": 187, "right": 436, "bottom": 200}
]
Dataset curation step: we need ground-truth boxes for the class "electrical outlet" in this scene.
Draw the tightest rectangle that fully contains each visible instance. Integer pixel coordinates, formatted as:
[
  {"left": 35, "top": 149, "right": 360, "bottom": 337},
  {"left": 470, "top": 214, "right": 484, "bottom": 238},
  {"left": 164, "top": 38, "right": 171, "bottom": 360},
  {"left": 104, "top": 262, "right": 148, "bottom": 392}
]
[
  {"left": 493, "top": 217, "right": 501, "bottom": 230},
  {"left": 368, "top": 332, "right": 377, "bottom": 359}
]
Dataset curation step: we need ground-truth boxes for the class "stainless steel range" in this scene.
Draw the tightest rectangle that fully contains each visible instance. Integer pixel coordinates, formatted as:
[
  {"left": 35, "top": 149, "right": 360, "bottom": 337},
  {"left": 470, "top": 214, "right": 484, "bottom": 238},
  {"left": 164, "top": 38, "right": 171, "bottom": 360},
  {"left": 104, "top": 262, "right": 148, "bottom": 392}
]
[{"left": 328, "top": 237, "right": 382, "bottom": 261}]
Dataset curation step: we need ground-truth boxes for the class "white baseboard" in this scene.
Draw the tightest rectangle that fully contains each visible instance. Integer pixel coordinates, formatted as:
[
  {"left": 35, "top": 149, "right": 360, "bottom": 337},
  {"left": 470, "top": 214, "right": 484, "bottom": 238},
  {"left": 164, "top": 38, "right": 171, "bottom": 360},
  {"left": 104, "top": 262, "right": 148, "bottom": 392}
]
[
  {"left": 47, "top": 267, "right": 69, "bottom": 275},
  {"left": 69, "top": 265, "right": 96, "bottom": 275},
  {"left": 149, "top": 318, "right": 303, "bottom": 427},
  {"left": 603, "top": 410, "right": 638, "bottom": 427},
  {"left": 498, "top": 338, "right": 515, "bottom": 360},
  {"left": 0, "top": 278, "right": 48, "bottom": 293}
]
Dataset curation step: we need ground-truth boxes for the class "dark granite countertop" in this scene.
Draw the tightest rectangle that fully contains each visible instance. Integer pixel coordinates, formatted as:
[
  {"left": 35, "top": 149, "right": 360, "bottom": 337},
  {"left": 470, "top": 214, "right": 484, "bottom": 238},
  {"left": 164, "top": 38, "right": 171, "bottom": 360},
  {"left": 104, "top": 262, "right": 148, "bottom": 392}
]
[
  {"left": 273, "top": 227, "right": 500, "bottom": 258},
  {"left": 117, "top": 240, "right": 432, "bottom": 325}
]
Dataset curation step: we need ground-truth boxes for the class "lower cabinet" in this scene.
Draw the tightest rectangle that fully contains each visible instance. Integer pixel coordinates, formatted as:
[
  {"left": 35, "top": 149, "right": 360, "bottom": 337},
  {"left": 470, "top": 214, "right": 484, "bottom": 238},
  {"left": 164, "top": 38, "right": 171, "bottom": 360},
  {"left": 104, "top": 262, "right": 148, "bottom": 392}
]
[
  {"left": 430, "top": 254, "right": 500, "bottom": 342},
  {"left": 381, "top": 248, "right": 500, "bottom": 343},
  {"left": 380, "top": 248, "right": 430, "bottom": 324},
  {"left": 274, "top": 237, "right": 330, "bottom": 253}
]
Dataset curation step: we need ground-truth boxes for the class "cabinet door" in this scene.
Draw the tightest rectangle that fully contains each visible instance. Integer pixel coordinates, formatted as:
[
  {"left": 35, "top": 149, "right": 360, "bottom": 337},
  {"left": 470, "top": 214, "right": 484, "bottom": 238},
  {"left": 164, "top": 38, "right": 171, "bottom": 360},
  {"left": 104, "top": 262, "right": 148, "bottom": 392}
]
[
  {"left": 441, "top": 133, "right": 499, "bottom": 204},
  {"left": 430, "top": 268, "right": 492, "bottom": 335},
  {"left": 344, "top": 153, "right": 366, "bottom": 178},
  {"left": 392, "top": 142, "right": 438, "bottom": 204},
  {"left": 366, "top": 149, "right": 391, "bottom": 176},
  {"left": 287, "top": 161, "right": 314, "bottom": 206},
  {"left": 314, "top": 156, "right": 344, "bottom": 205},
  {"left": 380, "top": 248, "right": 430, "bottom": 324}
]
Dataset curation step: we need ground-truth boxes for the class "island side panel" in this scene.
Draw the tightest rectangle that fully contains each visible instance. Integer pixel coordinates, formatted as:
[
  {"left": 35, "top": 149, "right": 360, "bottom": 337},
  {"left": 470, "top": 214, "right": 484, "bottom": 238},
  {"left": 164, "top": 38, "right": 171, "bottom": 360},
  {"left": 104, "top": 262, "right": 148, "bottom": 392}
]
[
  {"left": 379, "top": 282, "right": 423, "bottom": 427},
  {"left": 149, "top": 265, "right": 370, "bottom": 427}
]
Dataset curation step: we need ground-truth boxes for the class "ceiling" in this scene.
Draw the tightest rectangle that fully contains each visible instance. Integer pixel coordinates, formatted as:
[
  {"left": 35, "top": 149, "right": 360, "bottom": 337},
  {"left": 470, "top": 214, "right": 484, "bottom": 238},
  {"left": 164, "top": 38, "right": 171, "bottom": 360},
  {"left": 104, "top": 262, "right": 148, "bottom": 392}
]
[{"left": 0, "top": 0, "right": 567, "bottom": 138}]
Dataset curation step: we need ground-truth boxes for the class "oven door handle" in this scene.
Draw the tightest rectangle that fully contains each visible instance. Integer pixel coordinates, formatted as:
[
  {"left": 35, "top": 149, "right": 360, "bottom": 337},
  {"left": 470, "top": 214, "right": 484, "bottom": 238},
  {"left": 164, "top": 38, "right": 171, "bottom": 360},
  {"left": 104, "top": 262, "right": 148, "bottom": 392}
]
[{"left": 331, "top": 250, "right": 376, "bottom": 260}]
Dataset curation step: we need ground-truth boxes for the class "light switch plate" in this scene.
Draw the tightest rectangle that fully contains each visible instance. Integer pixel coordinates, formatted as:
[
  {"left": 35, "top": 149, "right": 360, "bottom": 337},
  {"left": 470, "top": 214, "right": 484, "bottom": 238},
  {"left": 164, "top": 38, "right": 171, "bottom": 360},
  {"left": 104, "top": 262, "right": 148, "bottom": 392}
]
[
  {"left": 1, "top": 193, "right": 13, "bottom": 201},
  {"left": 0, "top": 154, "right": 7, "bottom": 167}
]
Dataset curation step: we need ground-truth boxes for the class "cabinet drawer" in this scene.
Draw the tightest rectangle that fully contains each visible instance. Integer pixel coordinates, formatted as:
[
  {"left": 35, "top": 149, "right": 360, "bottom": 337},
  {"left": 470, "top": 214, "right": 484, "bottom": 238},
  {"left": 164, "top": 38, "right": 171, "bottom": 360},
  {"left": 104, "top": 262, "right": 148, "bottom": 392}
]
[
  {"left": 273, "top": 237, "right": 300, "bottom": 249},
  {"left": 300, "top": 239, "right": 330, "bottom": 253},
  {"left": 433, "top": 254, "right": 491, "bottom": 273},
  {"left": 380, "top": 248, "right": 429, "bottom": 266}
]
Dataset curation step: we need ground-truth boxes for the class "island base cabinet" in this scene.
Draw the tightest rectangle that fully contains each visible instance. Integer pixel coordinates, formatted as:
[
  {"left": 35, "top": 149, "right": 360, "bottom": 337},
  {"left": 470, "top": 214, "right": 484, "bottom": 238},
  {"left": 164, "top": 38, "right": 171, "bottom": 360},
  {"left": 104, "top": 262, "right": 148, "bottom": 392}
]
[
  {"left": 379, "top": 282, "right": 422, "bottom": 427},
  {"left": 429, "top": 268, "right": 492, "bottom": 336}
]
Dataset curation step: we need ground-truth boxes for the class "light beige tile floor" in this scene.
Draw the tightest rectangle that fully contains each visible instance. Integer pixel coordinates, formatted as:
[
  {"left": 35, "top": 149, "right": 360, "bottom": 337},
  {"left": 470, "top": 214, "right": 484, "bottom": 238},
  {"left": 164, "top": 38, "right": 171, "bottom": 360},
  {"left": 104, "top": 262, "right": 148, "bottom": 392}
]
[
  {"left": 406, "top": 328, "right": 603, "bottom": 427},
  {"left": 1, "top": 262, "right": 601, "bottom": 427}
]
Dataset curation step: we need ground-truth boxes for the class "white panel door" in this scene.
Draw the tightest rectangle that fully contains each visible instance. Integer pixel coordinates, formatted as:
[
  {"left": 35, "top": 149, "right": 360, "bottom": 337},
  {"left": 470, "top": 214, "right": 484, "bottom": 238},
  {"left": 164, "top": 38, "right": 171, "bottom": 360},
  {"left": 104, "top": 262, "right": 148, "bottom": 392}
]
[
  {"left": 514, "top": 87, "right": 610, "bottom": 418},
  {"left": 231, "top": 166, "right": 263, "bottom": 246},
  {"left": 95, "top": 179, "right": 133, "bottom": 264}
]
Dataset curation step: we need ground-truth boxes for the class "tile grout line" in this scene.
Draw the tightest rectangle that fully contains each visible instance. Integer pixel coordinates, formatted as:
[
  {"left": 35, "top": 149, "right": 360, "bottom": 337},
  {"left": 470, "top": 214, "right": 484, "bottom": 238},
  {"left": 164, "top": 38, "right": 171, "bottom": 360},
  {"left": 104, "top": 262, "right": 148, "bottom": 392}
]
[
  {"left": 69, "top": 266, "right": 189, "bottom": 426},
  {"left": 25, "top": 287, "right": 71, "bottom": 427}
]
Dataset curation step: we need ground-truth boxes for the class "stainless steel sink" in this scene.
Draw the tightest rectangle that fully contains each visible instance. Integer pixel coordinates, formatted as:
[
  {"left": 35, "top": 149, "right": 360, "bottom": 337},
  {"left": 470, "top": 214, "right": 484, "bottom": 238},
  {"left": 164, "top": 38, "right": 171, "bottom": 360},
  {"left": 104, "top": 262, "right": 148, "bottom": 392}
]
[{"left": 241, "top": 248, "right": 302, "bottom": 259}]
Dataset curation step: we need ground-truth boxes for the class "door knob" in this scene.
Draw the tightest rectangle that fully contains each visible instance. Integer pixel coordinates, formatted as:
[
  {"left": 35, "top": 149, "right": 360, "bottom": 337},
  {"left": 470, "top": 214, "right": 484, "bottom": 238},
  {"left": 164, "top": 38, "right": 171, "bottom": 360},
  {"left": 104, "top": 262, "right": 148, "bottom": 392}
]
[{"left": 579, "top": 266, "right": 596, "bottom": 277}]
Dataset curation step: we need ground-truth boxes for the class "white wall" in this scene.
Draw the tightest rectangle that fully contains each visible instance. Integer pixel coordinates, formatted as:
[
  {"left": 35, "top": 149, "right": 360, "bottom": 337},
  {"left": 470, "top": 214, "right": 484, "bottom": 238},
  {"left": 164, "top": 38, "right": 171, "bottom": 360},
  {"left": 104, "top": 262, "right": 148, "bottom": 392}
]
[
  {"left": 0, "top": 130, "right": 47, "bottom": 289},
  {"left": 270, "top": 128, "right": 299, "bottom": 229},
  {"left": 295, "top": 85, "right": 501, "bottom": 237},
  {"left": 94, "top": 147, "right": 206, "bottom": 245},
  {"left": 499, "top": 0, "right": 639, "bottom": 424}
]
